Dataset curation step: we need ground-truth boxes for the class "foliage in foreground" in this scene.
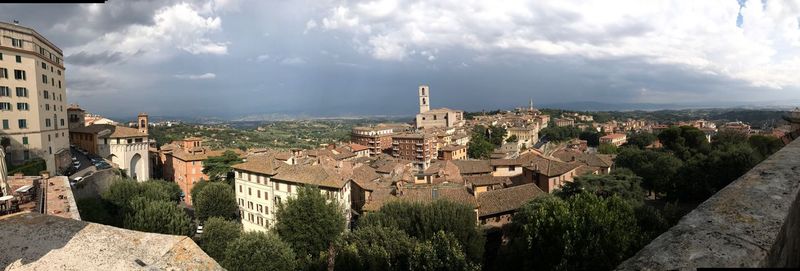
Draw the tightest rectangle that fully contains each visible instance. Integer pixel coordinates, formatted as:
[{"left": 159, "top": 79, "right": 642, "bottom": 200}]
[
  {"left": 222, "top": 232, "right": 297, "bottom": 271},
  {"left": 194, "top": 182, "right": 239, "bottom": 221},
  {"left": 274, "top": 186, "right": 346, "bottom": 258}
]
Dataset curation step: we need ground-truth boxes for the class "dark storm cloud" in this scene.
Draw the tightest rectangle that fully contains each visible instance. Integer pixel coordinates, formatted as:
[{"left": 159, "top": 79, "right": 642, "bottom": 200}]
[{"left": 66, "top": 51, "right": 125, "bottom": 66}]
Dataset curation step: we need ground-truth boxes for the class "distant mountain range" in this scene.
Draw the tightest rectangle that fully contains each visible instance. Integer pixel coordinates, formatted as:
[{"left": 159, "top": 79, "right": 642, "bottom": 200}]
[{"left": 539, "top": 101, "right": 800, "bottom": 112}]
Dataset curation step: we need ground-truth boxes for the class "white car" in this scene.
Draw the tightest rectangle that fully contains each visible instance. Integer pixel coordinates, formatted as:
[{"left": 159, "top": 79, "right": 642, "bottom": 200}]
[
  {"left": 196, "top": 225, "right": 204, "bottom": 234},
  {"left": 71, "top": 157, "right": 77, "bottom": 161},
  {"left": 73, "top": 176, "right": 84, "bottom": 183}
]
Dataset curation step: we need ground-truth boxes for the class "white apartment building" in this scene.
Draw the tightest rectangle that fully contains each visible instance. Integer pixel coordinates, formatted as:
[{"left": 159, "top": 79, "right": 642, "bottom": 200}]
[
  {"left": 232, "top": 157, "right": 354, "bottom": 232},
  {"left": 0, "top": 21, "right": 69, "bottom": 173}
]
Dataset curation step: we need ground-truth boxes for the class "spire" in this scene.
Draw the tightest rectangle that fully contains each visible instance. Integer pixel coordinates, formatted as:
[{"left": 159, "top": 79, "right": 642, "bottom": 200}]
[{"left": 529, "top": 98, "right": 534, "bottom": 111}]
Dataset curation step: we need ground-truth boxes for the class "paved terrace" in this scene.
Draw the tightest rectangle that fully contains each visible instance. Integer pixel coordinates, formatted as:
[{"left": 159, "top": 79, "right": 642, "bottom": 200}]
[{"left": 617, "top": 135, "right": 800, "bottom": 270}]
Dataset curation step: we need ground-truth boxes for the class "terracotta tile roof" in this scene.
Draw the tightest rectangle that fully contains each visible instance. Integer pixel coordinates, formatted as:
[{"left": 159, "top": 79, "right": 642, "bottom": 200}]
[
  {"left": 271, "top": 164, "right": 349, "bottom": 189},
  {"left": 490, "top": 158, "right": 522, "bottom": 166},
  {"left": 552, "top": 150, "right": 614, "bottom": 168},
  {"left": 601, "top": 133, "right": 627, "bottom": 140},
  {"left": 423, "top": 160, "right": 464, "bottom": 184},
  {"left": 452, "top": 160, "right": 492, "bottom": 175},
  {"left": 348, "top": 143, "right": 369, "bottom": 152},
  {"left": 363, "top": 185, "right": 477, "bottom": 212},
  {"left": 439, "top": 144, "right": 467, "bottom": 151},
  {"left": 171, "top": 147, "right": 244, "bottom": 162},
  {"left": 518, "top": 152, "right": 580, "bottom": 177},
  {"left": 478, "top": 183, "right": 545, "bottom": 217},
  {"left": 70, "top": 124, "right": 147, "bottom": 138},
  {"left": 232, "top": 156, "right": 283, "bottom": 175},
  {"left": 351, "top": 165, "right": 385, "bottom": 191},
  {"left": 464, "top": 174, "right": 511, "bottom": 186}
]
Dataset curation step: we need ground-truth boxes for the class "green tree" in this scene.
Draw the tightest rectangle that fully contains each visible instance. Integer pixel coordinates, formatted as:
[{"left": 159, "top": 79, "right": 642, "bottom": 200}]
[
  {"left": 672, "top": 143, "right": 758, "bottom": 200},
  {"left": 222, "top": 232, "right": 296, "bottom": 271},
  {"left": 488, "top": 125, "right": 508, "bottom": 146},
  {"left": 597, "top": 142, "right": 618, "bottom": 154},
  {"left": 509, "top": 194, "right": 639, "bottom": 271},
  {"left": 359, "top": 200, "right": 485, "bottom": 264},
  {"left": 190, "top": 179, "right": 211, "bottom": 205},
  {"left": 625, "top": 132, "right": 656, "bottom": 149},
  {"left": 556, "top": 169, "right": 645, "bottom": 205},
  {"left": 539, "top": 126, "right": 582, "bottom": 142},
  {"left": 195, "top": 182, "right": 239, "bottom": 221},
  {"left": 200, "top": 217, "right": 242, "bottom": 262},
  {"left": 633, "top": 205, "right": 669, "bottom": 247},
  {"left": 506, "top": 134, "right": 518, "bottom": 143},
  {"left": 75, "top": 198, "right": 114, "bottom": 225},
  {"left": 410, "top": 231, "right": 481, "bottom": 271},
  {"left": 614, "top": 148, "right": 683, "bottom": 196},
  {"left": 748, "top": 135, "right": 783, "bottom": 161},
  {"left": 123, "top": 197, "right": 192, "bottom": 236},
  {"left": 335, "top": 226, "right": 416, "bottom": 271},
  {"left": 275, "top": 186, "right": 346, "bottom": 258},
  {"left": 467, "top": 137, "right": 493, "bottom": 159},
  {"left": 202, "top": 150, "right": 243, "bottom": 184},
  {"left": 657, "top": 126, "right": 710, "bottom": 158},
  {"left": 579, "top": 130, "right": 603, "bottom": 147}
]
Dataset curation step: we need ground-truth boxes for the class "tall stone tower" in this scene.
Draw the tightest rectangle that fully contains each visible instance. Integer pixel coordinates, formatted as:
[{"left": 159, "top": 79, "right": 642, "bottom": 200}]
[
  {"left": 419, "top": 85, "right": 430, "bottom": 113},
  {"left": 138, "top": 113, "right": 149, "bottom": 135}
]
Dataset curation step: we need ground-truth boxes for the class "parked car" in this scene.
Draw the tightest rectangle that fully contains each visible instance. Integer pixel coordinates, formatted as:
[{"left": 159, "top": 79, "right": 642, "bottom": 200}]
[
  {"left": 73, "top": 176, "right": 84, "bottom": 183},
  {"left": 71, "top": 156, "right": 78, "bottom": 162},
  {"left": 196, "top": 225, "right": 204, "bottom": 235}
]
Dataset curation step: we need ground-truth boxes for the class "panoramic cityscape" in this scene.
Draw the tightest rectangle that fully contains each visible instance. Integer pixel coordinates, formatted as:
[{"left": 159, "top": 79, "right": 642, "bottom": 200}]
[{"left": 1, "top": 1, "right": 800, "bottom": 270}]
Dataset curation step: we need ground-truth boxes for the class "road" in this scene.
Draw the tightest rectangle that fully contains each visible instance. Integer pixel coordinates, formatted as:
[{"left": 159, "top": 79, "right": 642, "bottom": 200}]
[{"left": 68, "top": 147, "right": 98, "bottom": 180}]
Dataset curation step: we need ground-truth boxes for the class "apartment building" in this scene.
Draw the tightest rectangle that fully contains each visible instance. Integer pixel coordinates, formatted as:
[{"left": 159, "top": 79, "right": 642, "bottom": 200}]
[
  {"left": 600, "top": 133, "right": 628, "bottom": 147},
  {"left": 162, "top": 137, "right": 244, "bottom": 204},
  {"left": 350, "top": 126, "right": 393, "bottom": 156},
  {"left": 232, "top": 157, "right": 354, "bottom": 232},
  {"left": 507, "top": 126, "right": 539, "bottom": 148},
  {"left": 438, "top": 144, "right": 467, "bottom": 160},
  {"left": 0, "top": 21, "right": 69, "bottom": 173},
  {"left": 392, "top": 133, "right": 437, "bottom": 170}
]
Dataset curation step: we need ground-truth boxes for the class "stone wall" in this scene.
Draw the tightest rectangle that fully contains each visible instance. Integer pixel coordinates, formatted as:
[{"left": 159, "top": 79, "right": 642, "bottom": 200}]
[
  {"left": 70, "top": 169, "right": 119, "bottom": 200},
  {"left": 617, "top": 138, "right": 800, "bottom": 270}
]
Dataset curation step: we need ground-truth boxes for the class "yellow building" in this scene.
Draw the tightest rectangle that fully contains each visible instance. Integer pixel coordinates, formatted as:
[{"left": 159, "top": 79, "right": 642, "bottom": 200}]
[{"left": 0, "top": 21, "right": 69, "bottom": 173}]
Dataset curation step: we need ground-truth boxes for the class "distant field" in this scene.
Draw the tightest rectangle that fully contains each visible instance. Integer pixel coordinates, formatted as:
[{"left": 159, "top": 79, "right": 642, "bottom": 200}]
[{"left": 149, "top": 119, "right": 408, "bottom": 150}]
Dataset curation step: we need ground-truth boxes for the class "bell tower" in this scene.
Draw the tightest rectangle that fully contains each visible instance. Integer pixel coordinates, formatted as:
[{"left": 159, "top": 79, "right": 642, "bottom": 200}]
[
  {"left": 137, "top": 113, "right": 149, "bottom": 135},
  {"left": 419, "top": 85, "right": 430, "bottom": 113}
]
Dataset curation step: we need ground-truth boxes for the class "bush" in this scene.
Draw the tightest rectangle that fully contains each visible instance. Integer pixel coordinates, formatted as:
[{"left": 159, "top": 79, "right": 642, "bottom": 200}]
[{"left": 223, "top": 232, "right": 296, "bottom": 271}]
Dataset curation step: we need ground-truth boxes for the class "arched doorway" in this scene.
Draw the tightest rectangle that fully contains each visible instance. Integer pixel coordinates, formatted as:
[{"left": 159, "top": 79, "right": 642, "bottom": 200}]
[{"left": 130, "top": 153, "right": 142, "bottom": 181}]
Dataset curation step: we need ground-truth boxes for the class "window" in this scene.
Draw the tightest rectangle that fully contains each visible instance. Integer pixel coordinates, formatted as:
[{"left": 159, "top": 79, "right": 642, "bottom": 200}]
[
  {"left": 22, "top": 136, "right": 28, "bottom": 145},
  {"left": 248, "top": 187, "right": 252, "bottom": 196},
  {"left": 11, "top": 38, "right": 24, "bottom": 48},
  {"left": 257, "top": 190, "right": 261, "bottom": 198},
  {"left": 15, "top": 55, "right": 21, "bottom": 63},
  {"left": 0, "top": 87, "right": 8, "bottom": 96},
  {"left": 23, "top": 150, "right": 29, "bottom": 160},
  {"left": 0, "top": 103, "right": 9, "bottom": 110},
  {"left": 2, "top": 120, "right": 7, "bottom": 129},
  {"left": 45, "top": 104, "right": 50, "bottom": 111},
  {"left": 510, "top": 166, "right": 516, "bottom": 171},
  {"left": 274, "top": 196, "right": 282, "bottom": 206},
  {"left": 58, "top": 81, "right": 61, "bottom": 88},
  {"left": 16, "top": 103, "right": 28, "bottom": 111},
  {"left": 60, "top": 119, "right": 64, "bottom": 126},
  {"left": 42, "top": 75, "right": 47, "bottom": 84},
  {"left": 41, "top": 62, "right": 46, "bottom": 69},
  {"left": 48, "top": 135, "right": 51, "bottom": 141},
  {"left": 57, "top": 70, "right": 61, "bottom": 76},
  {"left": 13, "top": 70, "right": 25, "bottom": 80},
  {"left": 239, "top": 185, "right": 242, "bottom": 192},
  {"left": 19, "top": 119, "right": 27, "bottom": 129},
  {"left": 0, "top": 53, "right": 3, "bottom": 60},
  {"left": 16, "top": 87, "right": 27, "bottom": 97},
  {"left": 45, "top": 119, "right": 51, "bottom": 127},
  {"left": 0, "top": 68, "right": 7, "bottom": 78}
]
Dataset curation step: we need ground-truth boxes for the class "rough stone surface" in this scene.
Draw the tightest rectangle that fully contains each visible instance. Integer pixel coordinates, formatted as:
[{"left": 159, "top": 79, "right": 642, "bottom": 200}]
[
  {"left": 616, "top": 139, "right": 800, "bottom": 270},
  {"left": 0, "top": 212, "right": 223, "bottom": 270}
]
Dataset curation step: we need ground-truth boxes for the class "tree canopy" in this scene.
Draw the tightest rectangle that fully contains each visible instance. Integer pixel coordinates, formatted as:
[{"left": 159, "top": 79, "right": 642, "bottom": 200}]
[
  {"left": 194, "top": 182, "right": 239, "bottom": 221},
  {"left": 274, "top": 186, "right": 346, "bottom": 258},
  {"left": 556, "top": 169, "right": 645, "bottom": 205},
  {"left": 539, "top": 125, "right": 581, "bottom": 142},
  {"left": 222, "top": 232, "right": 297, "bottom": 271},
  {"left": 200, "top": 217, "right": 242, "bottom": 262},
  {"left": 123, "top": 197, "right": 192, "bottom": 236},
  {"left": 202, "top": 150, "right": 243, "bottom": 184},
  {"left": 625, "top": 132, "right": 657, "bottom": 149},
  {"left": 359, "top": 200, "right": 485, "bottom": 264},
  {"left": 509, "top": 194, "right": 639, "bottom": 271}
]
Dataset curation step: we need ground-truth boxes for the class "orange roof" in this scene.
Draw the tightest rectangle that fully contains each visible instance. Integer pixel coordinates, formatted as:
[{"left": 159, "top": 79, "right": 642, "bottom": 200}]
[
  {"left": 600, "top": 133, "right": 627, "bottom": 140},
  {"left": 348, "top": 143, "right": 369, "bottom": 152}
]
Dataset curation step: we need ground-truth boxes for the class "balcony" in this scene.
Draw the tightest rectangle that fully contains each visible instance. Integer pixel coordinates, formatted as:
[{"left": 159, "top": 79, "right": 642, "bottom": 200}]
[{"left": 616, "top": 133, "right": 800, "bottom": 270}]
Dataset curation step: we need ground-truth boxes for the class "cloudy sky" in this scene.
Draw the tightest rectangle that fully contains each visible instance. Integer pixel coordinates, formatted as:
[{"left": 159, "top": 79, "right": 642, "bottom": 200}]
[{"left": 2, "top": 0, "right": 800, "bottom": 119}]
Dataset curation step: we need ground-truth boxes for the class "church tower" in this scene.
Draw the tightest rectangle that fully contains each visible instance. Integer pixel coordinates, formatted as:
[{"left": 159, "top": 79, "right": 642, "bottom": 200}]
[
  {"left": 419, "top": 85, "right": 430, "bottom": 113},
  {"left": 137, "top": 113, "right": 149, "bottom": 135}
]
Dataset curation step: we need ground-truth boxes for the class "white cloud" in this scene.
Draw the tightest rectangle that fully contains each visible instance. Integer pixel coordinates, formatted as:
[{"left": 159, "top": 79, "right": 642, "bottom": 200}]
[
  {"left": 304, "top": 19, "right": 318, "bottom": 34},
  {"left": 255, "top": 54, "right": 271, "bottom": 62},
  {"left": 313, "top": 0, "right": 800, "bottom": 89},
  {"left": 280, "top": 57, "right": 307, "bottom": 65},
  {"left": 174, "top": 73, "right": 217, "bottom": 80},
  {"left": 67, "top": 2, "right": 228, "bottom": 62}
]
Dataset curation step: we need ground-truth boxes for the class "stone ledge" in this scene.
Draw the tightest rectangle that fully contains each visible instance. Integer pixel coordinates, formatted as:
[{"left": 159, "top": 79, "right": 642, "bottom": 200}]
[{"left": 617, "top": 139, "right": 800, "bottom": 270}]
